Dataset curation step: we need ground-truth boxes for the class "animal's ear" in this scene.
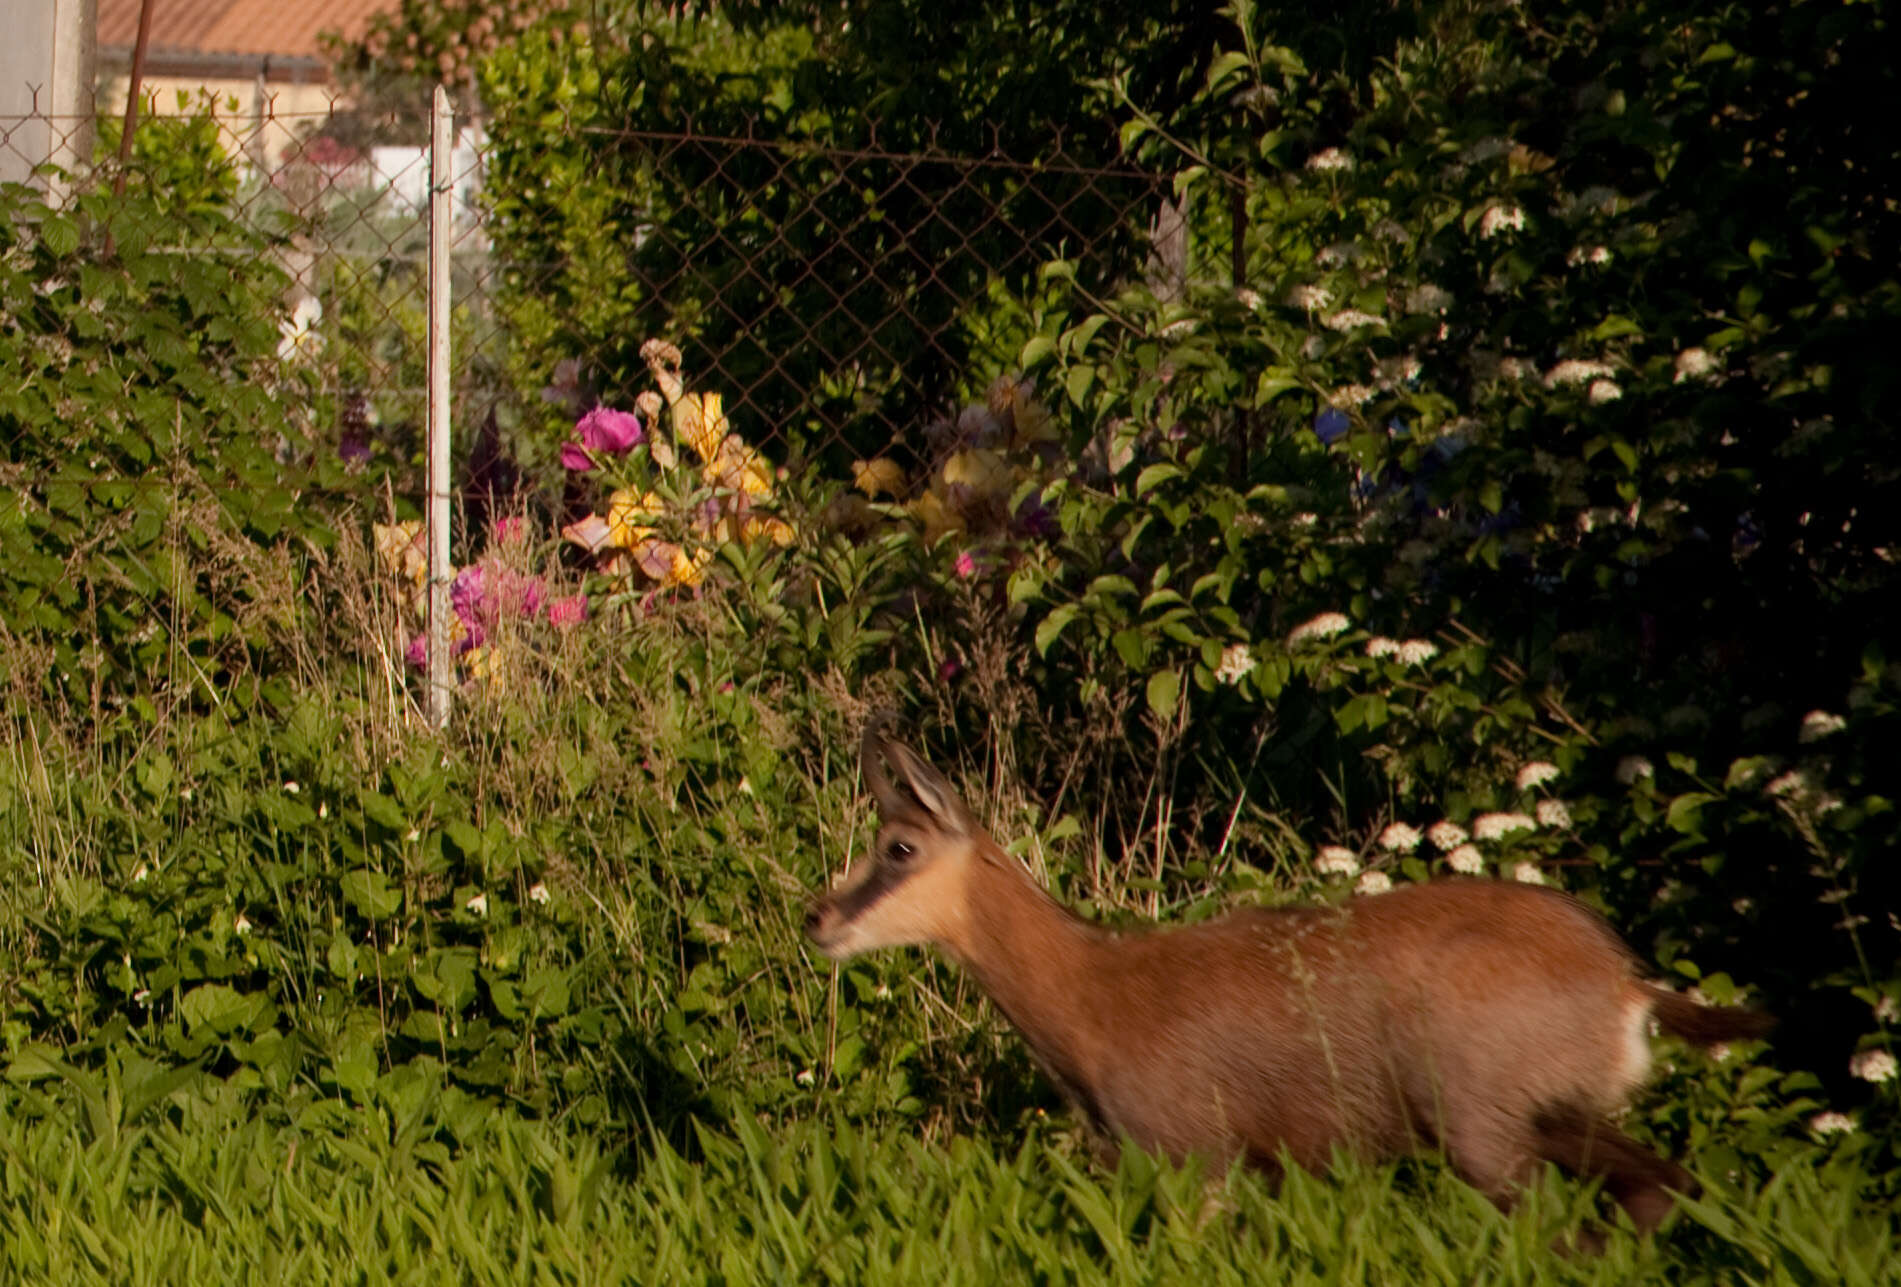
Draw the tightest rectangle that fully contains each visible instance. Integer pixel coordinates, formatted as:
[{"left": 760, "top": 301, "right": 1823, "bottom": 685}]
[
  {"left": 886, "top": 740, "right": 972, "bottom": 837},
  {"left": 860, "top": 716, "right": 972, "bottom": 836}
]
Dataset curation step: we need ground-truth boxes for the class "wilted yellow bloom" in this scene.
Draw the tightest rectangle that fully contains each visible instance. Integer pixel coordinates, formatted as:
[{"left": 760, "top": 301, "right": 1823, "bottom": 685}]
[
  {"left": 607, "top": 489, "right": 666, "bottom": 551},
  {"left": 907, "top": 488, "right": 966, "bottom": 543},
  {"left": 673, "top": 392, "right": 728, "bottom": 464},
  {"left": 703, "top": 433, "right": 773, "bottom": 497},
  {"left": 744, "top": 515, "right": 797, "bottom": 548},
  {"left": 662, "top": 543, "right": 711, "bottom": 588},
  {"left": 372, "top": 521, "right": 427, "bottom": 585},
  {"left": 852, "top": 457, "right": 908, "bottom": 499},
  {"left": 939, "top": 448, "right": 1013, "bottom": 499}
]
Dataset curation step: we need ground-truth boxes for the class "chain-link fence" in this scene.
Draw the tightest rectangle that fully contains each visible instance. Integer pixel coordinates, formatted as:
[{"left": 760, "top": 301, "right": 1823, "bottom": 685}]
[{"left": 5, "top": 93, "right": 1201, "bottom": 492}]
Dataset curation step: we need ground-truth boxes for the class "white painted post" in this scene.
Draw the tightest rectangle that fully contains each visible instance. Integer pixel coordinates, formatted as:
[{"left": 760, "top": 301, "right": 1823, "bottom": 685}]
[{"left": 425, "top": 85, "right": 455, "bottom": 729}]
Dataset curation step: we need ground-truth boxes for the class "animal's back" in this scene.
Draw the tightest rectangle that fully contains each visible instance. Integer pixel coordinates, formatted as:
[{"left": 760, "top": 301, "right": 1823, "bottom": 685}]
[{"left": 1079, "top": 881, "right": 1645, "bottom": 1170}]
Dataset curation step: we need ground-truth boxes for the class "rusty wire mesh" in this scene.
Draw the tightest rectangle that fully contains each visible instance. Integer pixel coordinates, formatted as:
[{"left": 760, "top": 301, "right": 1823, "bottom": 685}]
[{"left": 3, "top": 94, "right": 1204, "bottom": 530}]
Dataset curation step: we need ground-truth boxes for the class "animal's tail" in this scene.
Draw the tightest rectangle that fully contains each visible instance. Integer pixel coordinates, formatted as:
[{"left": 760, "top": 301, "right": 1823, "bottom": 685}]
[{"left": 1644, "top": 984, "right": 1776, "bottom": 1047}]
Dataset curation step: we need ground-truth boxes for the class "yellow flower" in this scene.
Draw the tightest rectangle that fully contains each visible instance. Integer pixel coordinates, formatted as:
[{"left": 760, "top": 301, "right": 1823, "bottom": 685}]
[
  {"left": 703, "top": 434, "right": 773, "bottom": 497},
  {"left": 606, "top": 489, "right": 666, "bottom": 551},
  {"left": 851, "top": 457, "right": 908, "bottom": 499},
  {"left": 907, "top": 488, "right": 966, "bottom": 543},
  {"left": 372, "top": 521, "right": 427, "bottom": 585},
  {"left": 939, "top": 448, "right": 1013, "bottom": 500},
  {"left": 743, "top": 515, "right": 797, "bottom": 548},
  {"left": 673, "top": 392, "right": 728, "bottom": 465}
]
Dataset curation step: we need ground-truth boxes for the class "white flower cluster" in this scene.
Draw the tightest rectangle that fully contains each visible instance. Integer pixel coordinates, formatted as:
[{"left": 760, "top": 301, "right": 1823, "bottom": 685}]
[
  {"left": 1215, "top": 642, "right": 1255, "bottom": 686},
  {"left": 1288, "top": 612, "right": 1352, "bottom": 647},
  {"left": 1544, "top": 359, "right": 1617, "bottom": 388},
  {"left": 1478, "top": 204, "right": 1527, "bottom": 238},
  {"left": 1307, "top": 147, "right": 1355, "bottom": 172},
  {"left": 1472, "top": 812, "right": 1538, "bottom": 841},
  {"left": 529, "top": 882, "right": 551, "bottom": 905},
  {"left": 1809, "top": 1111, "right": 1856, "bottom": 1137},
  {"left": 1535, "top": 799, "right": 1573, "bottom": 829},
  {"left": 1511, "top": 861, "right": 1547, "bottom": 886},
  {"left": 1378, "top": 822, "right": 1421, "bottom": 852},
  {"left": 1615, "top": 755, "right": 1655, "bottom": 784},
  {"left": 1515, "top": 761, "right": 1562, "bottom": 791},
  {"left": 1405, "top": 284, "right": 1454, "bottom": 314},
  {"left": 1445, "top": 844, "right": 1485, "bottom": 874},
  {"left": 1288, "top": 284, "right": 1333, "bottom": 311},
  {"left": 1234, "top": 287, "right": 1265, "bottom": 311},
  {"left": 1323, "top": 309, "right": 1385, "bottom": 331},
  {"left": 1567, "top": 245, "right": 1613, "bottom": 267},
  {"left": 1850, "top": 1049, "right": 1897, "bottom": 1084},
  {"left": 1315, "top": 845, "right": 1361, "bottom": 877},
  {"left": 1799, "top": 710, "right": 1846, "bottom": 743},
  {"left": 1326, "top": 383, "right": 1376, "bottom": 407},
  {"left": 1427, "top": 820, "right": 1469, "bottom": 850},
  {"left": 1315, "top": 241, "right": 1363, "bottom": 267},
  {"left": 1673, "top": 347, "right": 1720, "bottom": 383},
  {"left": 1587, "top": 379, "right": 1622, "bottom": 404},
  {"left": 1356, "top": 871, "right": 1393, "bottom": 895},
  {"left": 1364, "top": 637, "right": 1438, "bottom": 665},
  {"left": 1764, "top": 769, "right": 1811, "bottom": 799}
]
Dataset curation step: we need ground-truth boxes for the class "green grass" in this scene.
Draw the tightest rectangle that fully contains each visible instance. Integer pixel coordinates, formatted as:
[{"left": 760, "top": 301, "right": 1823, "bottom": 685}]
[{"left": 1, "top": 1067, "right": 1892, "bottom": 1285}]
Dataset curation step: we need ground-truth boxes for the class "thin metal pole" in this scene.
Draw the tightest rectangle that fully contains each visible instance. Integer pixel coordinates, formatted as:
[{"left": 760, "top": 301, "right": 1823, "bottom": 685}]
[
  {"left": 112, "top": 0, "right": 155, "bottom": 197},
  {"left": 425, "top": 85, "right": 455, "bottom": 729}
]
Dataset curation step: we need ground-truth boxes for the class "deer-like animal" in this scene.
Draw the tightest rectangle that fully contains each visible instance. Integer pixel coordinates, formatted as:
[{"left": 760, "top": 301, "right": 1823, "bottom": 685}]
[{"left": 805, "top": 723, "right": 1774, "bottom": 1235}]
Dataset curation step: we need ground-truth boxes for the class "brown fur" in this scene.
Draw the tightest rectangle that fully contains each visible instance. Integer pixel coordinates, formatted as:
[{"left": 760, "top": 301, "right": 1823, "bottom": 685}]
[{"left": 804, "top": 727, "right": 1773, "bottom": 1237}]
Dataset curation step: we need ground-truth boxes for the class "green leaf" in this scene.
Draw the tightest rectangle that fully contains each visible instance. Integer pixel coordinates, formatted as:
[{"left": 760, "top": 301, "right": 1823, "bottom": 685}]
[
  {"left": 1146, "top": 669, "right": 1181, "bottom": 722},
  {"left": 341, "top": 869, "right": 403, "bottom": 920},
  {"left": 39, "top": 215, "right": 80, "bottom": 257},
  {"left": 1018, "top": 335, "right": 1055, "bottom": 370},
  {"left": 1135, "top": 463, "right": 1181, "bottom": 496},
  {"left": 1666, "top": 792, "right": 1720, "bottom": 834},
  {"left": 1035, "top": 604, "right": 1081, "bottom": 657}
]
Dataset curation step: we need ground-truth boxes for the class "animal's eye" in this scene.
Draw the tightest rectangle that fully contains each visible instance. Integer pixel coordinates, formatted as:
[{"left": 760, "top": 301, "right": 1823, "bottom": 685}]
[{"left": 887, "top": 841, "right": 915, "bottom": 863}]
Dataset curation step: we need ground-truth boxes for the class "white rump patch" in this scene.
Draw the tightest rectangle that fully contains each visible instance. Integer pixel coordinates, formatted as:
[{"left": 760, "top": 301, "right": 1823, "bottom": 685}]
[{"left": 1614, "top": 992, "right": 1655, "bottom": 1097}]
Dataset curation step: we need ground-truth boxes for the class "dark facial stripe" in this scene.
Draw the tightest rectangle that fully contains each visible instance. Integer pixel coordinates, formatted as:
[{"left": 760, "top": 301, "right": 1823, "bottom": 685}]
[{"left": 828, "top": 857, "right": 914, "bottom": 925}]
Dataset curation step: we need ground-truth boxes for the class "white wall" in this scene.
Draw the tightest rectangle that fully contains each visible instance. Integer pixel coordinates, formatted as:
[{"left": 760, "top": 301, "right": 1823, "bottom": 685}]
[{"left": 0, "top": 0, "right": 96, "bottom": 198}]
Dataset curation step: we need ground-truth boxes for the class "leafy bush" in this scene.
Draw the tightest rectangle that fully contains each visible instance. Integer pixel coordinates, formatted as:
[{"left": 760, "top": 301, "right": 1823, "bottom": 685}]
[
  {"left": 950, "top": 0, "right": 1901, "bottom": 1157},
  {"left": 0, "top": 124, "right": 340, "bottom": 723}
]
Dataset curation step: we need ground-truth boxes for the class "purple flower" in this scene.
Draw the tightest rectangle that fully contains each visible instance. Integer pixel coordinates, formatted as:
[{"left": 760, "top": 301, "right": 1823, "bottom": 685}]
[
  {"left": 451, "top": 564, "right": 487, "bottom": 629},
  {"left": 406, "top": 633, "right": 427, "bottom": 668},
  {"left": 1313, "top": 408, "right": 1351, "bottom": 445},
  {"left": 561, "top": 405, "right": 644, "bottom": 472},
  {"left": 1012, "top": 492, "right": 1056, "bottom": 539},
  {"left": 338, "top": 433, "right": 371, "bottom": 468}
]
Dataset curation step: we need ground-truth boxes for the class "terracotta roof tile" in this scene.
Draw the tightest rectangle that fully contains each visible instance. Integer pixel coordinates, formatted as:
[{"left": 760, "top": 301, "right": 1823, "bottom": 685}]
[{"left": 98, "top": 0, "right": 399, "bottom": 61}]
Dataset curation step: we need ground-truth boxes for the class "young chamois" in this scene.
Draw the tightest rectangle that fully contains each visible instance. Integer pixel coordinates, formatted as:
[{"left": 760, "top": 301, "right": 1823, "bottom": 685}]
[{"left": 805, "top": 723, "right": 1774, "bottom": 1236}]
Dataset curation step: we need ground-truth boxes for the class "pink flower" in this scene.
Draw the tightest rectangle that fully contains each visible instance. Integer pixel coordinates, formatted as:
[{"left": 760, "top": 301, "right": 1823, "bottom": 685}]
[
  {"left": 451, "top": 565, "right": 486, "bottom": 630},
  {"left": 561, "top": 405, "right": 644, "bottom": 471},
  {"left": 492, "top": 515, "right": 526, "bottom": 546},
  {"left": 406, "top": 633, "right": 428, "bottom": 668},
  {"left": 939, "top": 658, "right": 962, "bottom": 683},
  {"left": 546, "top": 594, "right": 588, "bottom": 629},
  {"left": 953, "top": 550, "right": 977, "bottom": 579}
]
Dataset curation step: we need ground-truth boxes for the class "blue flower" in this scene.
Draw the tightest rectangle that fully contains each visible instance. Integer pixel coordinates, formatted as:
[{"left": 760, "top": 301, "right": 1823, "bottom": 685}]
[{"left": 1313, "top": 408, "right": 1351, "bottom": 445}]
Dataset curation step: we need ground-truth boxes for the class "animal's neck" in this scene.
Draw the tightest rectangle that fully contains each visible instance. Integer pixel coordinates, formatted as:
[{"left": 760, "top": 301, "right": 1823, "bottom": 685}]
[{"left": 946, "top": 848, "right": 1111, "bottom": 1107}]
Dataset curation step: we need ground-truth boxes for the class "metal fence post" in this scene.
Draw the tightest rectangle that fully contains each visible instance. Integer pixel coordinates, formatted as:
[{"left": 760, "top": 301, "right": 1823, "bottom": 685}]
[{"left": 425, "top": 85, "right": 455, "bottom": 730}]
